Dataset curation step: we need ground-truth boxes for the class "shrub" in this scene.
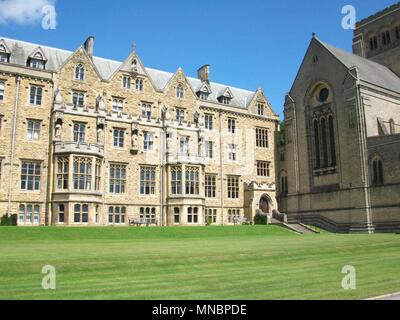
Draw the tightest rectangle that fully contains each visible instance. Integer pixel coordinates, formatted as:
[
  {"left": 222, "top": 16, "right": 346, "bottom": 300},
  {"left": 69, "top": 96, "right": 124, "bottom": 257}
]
[
  {"left": 0, "top": 214, "right": 18, "bottom": 226},
  {"left": 205, "top": 216, "right": 213, "bottom": 227},
  {"left": 254, "top": 212, "right": 268, "bottom": 225}
]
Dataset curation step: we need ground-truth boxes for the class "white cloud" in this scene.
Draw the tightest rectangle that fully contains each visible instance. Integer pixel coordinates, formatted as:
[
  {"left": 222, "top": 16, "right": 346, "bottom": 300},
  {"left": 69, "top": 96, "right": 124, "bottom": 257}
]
[{"left": 0, "top": 0, "right": 55, "bottom": 25}]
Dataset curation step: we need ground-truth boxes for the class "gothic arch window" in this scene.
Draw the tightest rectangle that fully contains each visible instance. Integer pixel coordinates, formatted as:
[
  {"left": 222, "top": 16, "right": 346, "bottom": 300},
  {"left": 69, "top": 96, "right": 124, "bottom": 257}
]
[
  {"left": 389, "top": 119, "right": 395, "bottom": 134},
  {"left": 371, "top": 157, "right": 384, "bottom": 185},
  {"left": 369, "top": 35, "right": 378, "bottom": 51},
  {"left": 395, "top": 26, "right": 400, "bottom": 40},
  {"left": 308, "top": 83, "right": 337, "bottom": 171},
  {"left": 279, "top": 172, "right": 288, "bottom": 195},
  {"left": 75, "top": 64, "right": 85, "bottom": 81},
  {"left": 320, "top": 117, "right": 329, "bottom": 168},
  {"left": 313, "top": 119, "right": 321, "bottom": 169},
  {"left": 177, "top": 84, "right": 184, "bottom": 99},
  {"left": 381, "top": 29, "right": 391, "bottom": 47},
  {"left": 328, "top": 115, "right": 336, "bottom": 166}
]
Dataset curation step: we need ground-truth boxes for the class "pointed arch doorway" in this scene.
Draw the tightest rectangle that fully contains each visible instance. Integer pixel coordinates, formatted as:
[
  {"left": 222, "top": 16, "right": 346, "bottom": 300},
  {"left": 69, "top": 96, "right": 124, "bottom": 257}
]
[{"left": 259, "top": 196, "right": 271, "bottom": 214}]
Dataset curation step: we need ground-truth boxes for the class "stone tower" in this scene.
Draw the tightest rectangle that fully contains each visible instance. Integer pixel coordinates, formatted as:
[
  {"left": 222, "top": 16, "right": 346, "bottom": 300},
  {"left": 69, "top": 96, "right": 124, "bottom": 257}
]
[{"left": 353, "top": 2, "right": 400, "bottom": 77}]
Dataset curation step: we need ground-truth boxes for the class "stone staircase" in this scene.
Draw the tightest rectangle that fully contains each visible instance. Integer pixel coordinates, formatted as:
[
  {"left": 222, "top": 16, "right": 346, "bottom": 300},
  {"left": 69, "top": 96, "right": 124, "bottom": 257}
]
[{"left": 269, "top": 213, "right": 319, "bottom": 234}]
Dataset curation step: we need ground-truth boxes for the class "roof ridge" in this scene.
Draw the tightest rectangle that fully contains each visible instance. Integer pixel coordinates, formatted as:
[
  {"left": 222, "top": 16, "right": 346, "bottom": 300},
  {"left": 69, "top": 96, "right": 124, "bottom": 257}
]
[{"left": 317, "top": 37, "right": 397, "bottom": 73}]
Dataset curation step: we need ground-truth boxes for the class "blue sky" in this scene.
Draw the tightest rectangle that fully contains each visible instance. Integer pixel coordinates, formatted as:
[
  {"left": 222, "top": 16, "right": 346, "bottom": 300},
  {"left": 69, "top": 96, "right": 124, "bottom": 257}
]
[{"left": 0, "top": 0, "right": 397, "bottom": 117}]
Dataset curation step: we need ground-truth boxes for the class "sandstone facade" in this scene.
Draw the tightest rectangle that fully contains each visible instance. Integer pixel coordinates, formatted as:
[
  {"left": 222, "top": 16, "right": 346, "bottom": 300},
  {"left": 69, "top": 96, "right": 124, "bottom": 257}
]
[{"left": 0, "top": 37, "right": 279, "bottom": 226}]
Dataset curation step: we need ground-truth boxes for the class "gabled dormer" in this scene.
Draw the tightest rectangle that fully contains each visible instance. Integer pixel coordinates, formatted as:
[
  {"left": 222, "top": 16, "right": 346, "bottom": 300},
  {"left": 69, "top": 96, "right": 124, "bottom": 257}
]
[
  {"left": 197, "top": 82, "right": 212, "bottom": 100},
  {"left": 118, "top": 48, "right": 147, "bottom": 77},
  {"left": 0, "top": 39, "right": 11, "bottom": 63},
  {"left": 217, "top": 87, "right": 233, "bottom": 105},
  {"left": 27, "top": 47, "right": 47, "bottom": 70}
]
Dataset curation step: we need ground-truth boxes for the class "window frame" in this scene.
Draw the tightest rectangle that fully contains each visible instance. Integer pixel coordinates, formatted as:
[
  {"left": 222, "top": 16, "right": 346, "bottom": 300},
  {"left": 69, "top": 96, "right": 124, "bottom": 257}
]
[
  {"left": 0, "top": 80, "right": 4, "bottom": 101},
  {"left": 256, "top": 128, "right": 269, "bottom": 148},
  {"left": 74, "top": 64, "right": 85, "bottom": 81},
  {"left": 204, "top": 114, "right": 213, "bottom": 130},
  {"left": 140, "top": 166, "right": 156, "bottom": 195},
  {"left": 228, "top": 118, "right": 236, "bottom": 134},
  {"left": 227, "top": 176, "right": 240, "bottom": 199},
  {"left": 257, "top": 161, "right": 270, "bottom": 177},
  {"left": 205, "top": 174, "right": 216, "bottom": 198},
  {"left": 27, "top": 119, "right": 41, "bottom": 141},
  {"left": 73, "top": 157, "right": 92, "bottom": 191},
  {"left": 113, "top": 128, "right": 125, "bottom": 148},
  {"left": 29, "top": 86, "right": 43, "bottom": 106},
  {"left": 73, "top": 122, "right": 86, "bottom": 143},
  {"left": 109, "top": 163, "right": 127, "bottom": 194},
  {"left": 143, "top": 131, "right": 154, "bottom": 151},
  {"left": 112, "top": 98, "right": 124, "bottom": 112},
  {"left": 72, "top": 91, "right": 85, "bottom": 108},
  {"left": 21, "top": 161, "right": 41, "bottom": 191},
  {"left": 57, "top": 157, "right": 69, "bottom": 190}
]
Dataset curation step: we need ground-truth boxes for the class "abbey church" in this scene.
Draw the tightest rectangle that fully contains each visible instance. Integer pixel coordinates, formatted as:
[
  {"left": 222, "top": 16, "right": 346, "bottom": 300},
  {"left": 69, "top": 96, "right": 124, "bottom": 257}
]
[{"left": 278, "top": 3, "right": 400, "bottom": 233}]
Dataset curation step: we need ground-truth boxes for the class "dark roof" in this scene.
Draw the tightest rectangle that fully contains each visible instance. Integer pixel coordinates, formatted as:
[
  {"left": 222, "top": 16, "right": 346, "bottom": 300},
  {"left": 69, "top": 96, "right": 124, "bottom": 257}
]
[{"left": 319, "top": 38, "right": 400, "bottom": 94}]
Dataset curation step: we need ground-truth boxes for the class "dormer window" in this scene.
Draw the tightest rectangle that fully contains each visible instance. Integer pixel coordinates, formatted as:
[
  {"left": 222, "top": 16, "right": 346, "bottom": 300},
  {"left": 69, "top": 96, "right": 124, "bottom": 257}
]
[
  {"left": 219, "top": 96, "right": 231, "bottom": 105},
  {"left": 218, "top": 88, "right": 233, "bottom": 105},
  {"left": 197, "top": 83, "right": 211, "bottom": 100},
  {"left": 177, "top": 84, "right": 184, "bottom": 99},
  {"left": 199, "top": 92, "right": 209, "bottom": 100},
  {"left": 0, "top": 44, "right": 9, "bottom": 63},
  {"left": 28, "top": 52, "right": 46, "bottom": 70}
]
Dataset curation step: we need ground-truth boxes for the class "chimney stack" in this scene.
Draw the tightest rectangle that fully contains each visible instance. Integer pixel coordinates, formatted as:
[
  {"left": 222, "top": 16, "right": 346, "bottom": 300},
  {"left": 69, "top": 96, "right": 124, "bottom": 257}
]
[
  {"left": 197, "top": 64, "right": 210, "bottom": 83},
  {"left": 84, "top": 36, "right": 95, "bottom": 58}
]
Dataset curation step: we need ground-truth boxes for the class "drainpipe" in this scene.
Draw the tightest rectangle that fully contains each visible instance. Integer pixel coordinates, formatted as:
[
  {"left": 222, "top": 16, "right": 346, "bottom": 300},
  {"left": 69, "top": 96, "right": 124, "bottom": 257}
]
[
  {"left": 219, "top": 111, "right": 225, "bottom": 225},
  {"left": 7, "top": 76, "right": 21, "bottom": 217},
  {"left": 160, "top": 118, "right": 165, "bottom": 226}
]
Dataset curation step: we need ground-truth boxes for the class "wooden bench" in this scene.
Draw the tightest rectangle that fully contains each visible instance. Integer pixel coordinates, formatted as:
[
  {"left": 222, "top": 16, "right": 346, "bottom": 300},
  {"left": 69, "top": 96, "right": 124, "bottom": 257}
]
[{"left": 129, "top": 219, "right": 157, "bottom": 227}]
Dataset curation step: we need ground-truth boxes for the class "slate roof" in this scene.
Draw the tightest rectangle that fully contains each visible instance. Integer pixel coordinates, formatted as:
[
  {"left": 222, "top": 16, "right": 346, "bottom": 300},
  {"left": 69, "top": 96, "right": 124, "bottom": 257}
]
[
  {"left": 0, "top": 37, "right": 257, "bottom": 109},
  {"left": 318, "top": 38, "right": 400, "bottom": 94}
]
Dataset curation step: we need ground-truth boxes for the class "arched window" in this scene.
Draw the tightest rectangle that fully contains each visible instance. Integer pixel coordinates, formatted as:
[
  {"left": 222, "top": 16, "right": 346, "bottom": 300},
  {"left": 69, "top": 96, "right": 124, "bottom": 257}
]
[
  {"left": 280, "top": 173, "right": 288, "bottom": 195},
  {"left": 75, "top": 64, "right": 85, "bottom": 81},
  {"left": 58, "top": 204, "right": 65, "bottom": 224},
  {"left": 313, "top": 119, "right": 320, "bottom": 169},
  {"left": 328, "top": 116, "right": 336, "bottom": 166},
  {"left": 389, "top": 119, "right": 395, "bottom": 134},
  {"left": 174, "top": 207, "right": 180, "bottom": 224},
  {"left": 381, "top": 30, "right": 391, "bottom": 46},
  {"left": 372, "top": 158, "right": 384, "bottom": 185},
  {"left": 369, "top": 36, "right": 378, "bottom": 51},
  {"left": 177, "top": 84, "right": 184, "bottom": 99},
  {"left": 321, "top": 118, "right": 329, "bottom": 168}
]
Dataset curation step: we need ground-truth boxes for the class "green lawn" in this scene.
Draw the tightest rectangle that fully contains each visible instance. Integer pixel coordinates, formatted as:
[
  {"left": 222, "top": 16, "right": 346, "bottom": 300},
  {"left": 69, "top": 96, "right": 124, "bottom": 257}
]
[{"left": 0, "top": 226, "right": 399, "bottom": 300}]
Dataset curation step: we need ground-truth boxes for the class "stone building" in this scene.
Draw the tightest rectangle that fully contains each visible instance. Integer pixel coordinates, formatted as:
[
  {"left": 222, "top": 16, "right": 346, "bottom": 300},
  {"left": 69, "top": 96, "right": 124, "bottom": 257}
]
[
  {"left": 0, "top": 36, "right": 279, "bottom": 226},
  {"left": 278, "top": 3, "right": 400, "bottom": 233}
]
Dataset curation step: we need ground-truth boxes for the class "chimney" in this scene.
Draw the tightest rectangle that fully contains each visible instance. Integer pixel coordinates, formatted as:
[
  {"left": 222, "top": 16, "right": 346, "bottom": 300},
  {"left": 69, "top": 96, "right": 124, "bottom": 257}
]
[
  {"left": 197, "top": 64, "right": 210, "bottom": 83},
  {"left": 84, "top": 36, "right": 95, "bottom": 58}
]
